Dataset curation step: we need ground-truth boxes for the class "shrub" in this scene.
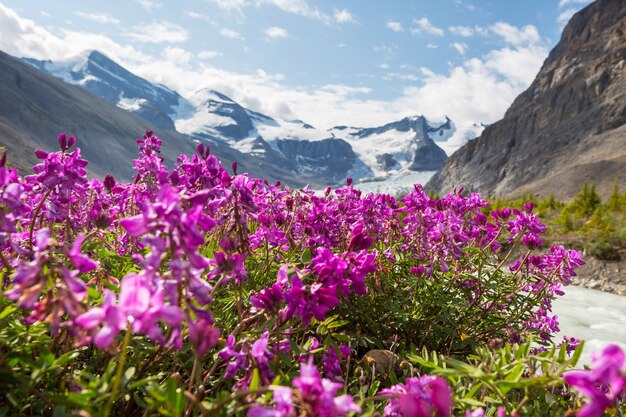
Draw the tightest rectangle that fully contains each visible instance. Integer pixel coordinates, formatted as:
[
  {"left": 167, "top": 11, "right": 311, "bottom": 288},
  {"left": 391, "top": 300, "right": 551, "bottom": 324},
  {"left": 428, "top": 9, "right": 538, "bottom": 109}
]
[{"left": 0, "top": 133, "right": 618, "bottom": 417}]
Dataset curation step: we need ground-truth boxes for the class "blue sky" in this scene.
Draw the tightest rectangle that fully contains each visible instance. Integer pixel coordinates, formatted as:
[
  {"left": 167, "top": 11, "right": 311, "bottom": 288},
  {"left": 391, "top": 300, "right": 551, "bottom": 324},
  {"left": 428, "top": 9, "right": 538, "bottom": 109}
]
[{"left": 0, "top": 0, "right": 592, "bottom": 130}]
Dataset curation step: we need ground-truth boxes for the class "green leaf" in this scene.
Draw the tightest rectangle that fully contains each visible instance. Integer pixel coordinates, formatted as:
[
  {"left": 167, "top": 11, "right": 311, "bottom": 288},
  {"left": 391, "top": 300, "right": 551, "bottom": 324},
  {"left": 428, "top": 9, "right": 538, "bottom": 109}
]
[
  {"left": 54, "top": 350, "right": 80, "bottom": 367},
  {"left": 504, "top": 362, "right": 524, "bottom": 382},
  {"left": 446, "top": 359, "right": 484, "bottom": 377},
  {"left": 457, "top": 398, "right": 487, "bottom": 407},
  {"left": 300, "top": 247, "right": 312, "bottom": 264},
  {"left": 249, "top": 368, "right": 260, "bottom": 391},
  {"left": 327, "top": 319, "right": 350, "bottom": 330},
  {"left": 368, "top": 380, "right": 380, "bottom": 397},
  {"left": 0, "top": 305, "right": 18, "bottom": 321},
  {"left": 123, "top": 367, "right": 136, "bottom": 384},
  {"left": 569, "top": 341, "right": 585, "bottom": 368}
]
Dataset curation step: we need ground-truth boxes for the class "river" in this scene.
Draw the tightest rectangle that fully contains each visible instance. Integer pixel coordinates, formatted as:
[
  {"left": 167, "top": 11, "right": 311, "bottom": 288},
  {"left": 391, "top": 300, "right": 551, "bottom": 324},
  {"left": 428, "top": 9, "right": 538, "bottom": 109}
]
[{"left": 553, "top": 285, "right": 626, "bottom": 365}]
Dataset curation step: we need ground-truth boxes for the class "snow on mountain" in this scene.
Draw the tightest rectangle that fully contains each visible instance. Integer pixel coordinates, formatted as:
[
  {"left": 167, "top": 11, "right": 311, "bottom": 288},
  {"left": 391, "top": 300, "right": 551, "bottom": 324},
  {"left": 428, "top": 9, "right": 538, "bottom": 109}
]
[
  {"left": 22, "top": 51, "right": 186, "bottom": 131},
  {"left": 330, "top": 116, "right": 450, "bottom": 178},
  {"left": 22, "top": 50, "right": 477, "bottom": 187},
  {"left": 427, "top": 116, "right": 455, "bottom": 142},
  {"left": 438, "top": 122, "right": 485, "bottom": 156}
]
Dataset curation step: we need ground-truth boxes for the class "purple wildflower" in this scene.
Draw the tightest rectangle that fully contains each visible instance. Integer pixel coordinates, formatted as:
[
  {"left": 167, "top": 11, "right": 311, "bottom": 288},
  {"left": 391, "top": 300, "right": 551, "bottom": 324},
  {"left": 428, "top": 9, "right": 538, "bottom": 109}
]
[
  {"left": 379, "top": 375, "right": 452, "bottom": 417},
  {"left": 564, "top": 344, "right": 626, "bottom": 417}
]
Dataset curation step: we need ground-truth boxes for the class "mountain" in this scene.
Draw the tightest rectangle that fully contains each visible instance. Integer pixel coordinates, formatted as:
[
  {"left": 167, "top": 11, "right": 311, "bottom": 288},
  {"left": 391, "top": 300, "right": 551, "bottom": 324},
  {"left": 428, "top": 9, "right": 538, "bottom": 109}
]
[
  {"left": 330, "top": 116, "right": 450, "bottom": 178},
  {"left": 0, "top": 50, "right": 299, "bottom": 184},
  {"left": 427, "top": 0, "right": 626, "bottom": 199},
  {"left": 23, "top": 50, "right": 453, "bottom": 186},
  {"left": 23, "top": 51, "right": 184, "bottom": 132}
]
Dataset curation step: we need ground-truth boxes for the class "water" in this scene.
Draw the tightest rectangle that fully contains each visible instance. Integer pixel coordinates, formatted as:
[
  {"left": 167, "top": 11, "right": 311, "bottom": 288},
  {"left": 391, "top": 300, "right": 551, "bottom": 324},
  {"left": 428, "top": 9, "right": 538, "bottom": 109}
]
[
  {"left": 553, "top": 285, "right": 626, "bottom": 365},
  {"left": 353, "top": 171, "right": 436, "bottom": 197}
]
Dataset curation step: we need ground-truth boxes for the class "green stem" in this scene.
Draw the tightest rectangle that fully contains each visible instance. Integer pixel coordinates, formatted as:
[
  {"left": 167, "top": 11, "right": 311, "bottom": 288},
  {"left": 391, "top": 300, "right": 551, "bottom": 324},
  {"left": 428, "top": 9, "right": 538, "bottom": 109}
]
[{"left": 103, "top": 326, "right": 132, "bottom": 417}]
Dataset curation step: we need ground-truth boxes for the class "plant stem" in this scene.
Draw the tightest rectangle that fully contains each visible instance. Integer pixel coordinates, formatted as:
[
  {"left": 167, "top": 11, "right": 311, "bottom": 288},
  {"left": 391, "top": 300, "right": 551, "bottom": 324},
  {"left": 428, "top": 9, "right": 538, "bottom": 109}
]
[
  {"left": 29, "top": 189, "right": 52, "bottom": 253},
  {"left": 103, "top": 325, "right": 132, "bottom": 417}
]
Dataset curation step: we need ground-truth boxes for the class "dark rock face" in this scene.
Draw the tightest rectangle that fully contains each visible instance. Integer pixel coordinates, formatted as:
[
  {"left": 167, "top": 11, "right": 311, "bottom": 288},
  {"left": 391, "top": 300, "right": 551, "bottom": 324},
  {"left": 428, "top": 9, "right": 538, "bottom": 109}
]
[
  {"left": 355, "top": 116, "right": 429, "bottom": 137},
  {"left": 349, "top": 116, "right": 448, "bottom": 173},
  {"left": 276, "top": 138, "right": 360, "bottom": 180},
  {"left": 409, "top": 139, "right": 449, "bottom": 171},
  {"left": 376, "top": 153, "right": 399, "bottom": 171},
  {"left": 427, "top": 0, "right": 626, "bottom": 199}
]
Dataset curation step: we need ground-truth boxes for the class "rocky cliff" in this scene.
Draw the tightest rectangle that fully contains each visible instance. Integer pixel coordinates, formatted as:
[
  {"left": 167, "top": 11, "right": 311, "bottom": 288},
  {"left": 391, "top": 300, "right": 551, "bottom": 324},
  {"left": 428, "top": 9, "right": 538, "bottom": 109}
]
[{"left": 427, "top": 0, "right": 626, "bottom": 199}]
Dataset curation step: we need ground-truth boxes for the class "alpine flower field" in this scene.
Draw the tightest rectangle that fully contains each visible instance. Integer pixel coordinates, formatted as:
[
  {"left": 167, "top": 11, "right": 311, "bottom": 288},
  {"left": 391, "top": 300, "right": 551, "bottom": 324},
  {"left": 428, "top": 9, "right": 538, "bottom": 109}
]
[{"left": 0, "top": 132, "right": 624, "bottom": 416}]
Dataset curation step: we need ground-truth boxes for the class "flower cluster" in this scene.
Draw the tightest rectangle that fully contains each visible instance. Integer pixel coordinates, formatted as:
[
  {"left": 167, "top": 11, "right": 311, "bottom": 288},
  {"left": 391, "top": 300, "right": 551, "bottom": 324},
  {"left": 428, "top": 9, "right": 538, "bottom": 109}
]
[
  {"left": 379, "top": 376, "right": 452, "bottom": 417},
  {"left": 564, "top": 344, "right": 625, "bottom": 417},
  {"left": 0, "top": 132, "right": 591, "bottom": 416},
  {"left": 248, "top": 362, "right": 361, "bottom": 417}
]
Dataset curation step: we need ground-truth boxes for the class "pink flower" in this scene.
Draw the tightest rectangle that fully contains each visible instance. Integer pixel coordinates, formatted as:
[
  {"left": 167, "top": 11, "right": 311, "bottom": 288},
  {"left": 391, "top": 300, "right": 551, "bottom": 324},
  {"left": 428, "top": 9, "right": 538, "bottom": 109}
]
[
  {"left": 564, "top": 344, "right": 626, "bottom": 417},
  {"left": 379, "top": 375, "right": 452, "bottom": 417}
]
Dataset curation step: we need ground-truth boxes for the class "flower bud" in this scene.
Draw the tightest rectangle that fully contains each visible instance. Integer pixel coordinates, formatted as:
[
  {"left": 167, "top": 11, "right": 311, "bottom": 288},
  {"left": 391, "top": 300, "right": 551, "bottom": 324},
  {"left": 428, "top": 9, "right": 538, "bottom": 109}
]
[
  {"left": 104, "top": 174, "right": 116, "bottom": 191},
  {"left": 57, "top": 133, "right": 67, "bottom": 150}
]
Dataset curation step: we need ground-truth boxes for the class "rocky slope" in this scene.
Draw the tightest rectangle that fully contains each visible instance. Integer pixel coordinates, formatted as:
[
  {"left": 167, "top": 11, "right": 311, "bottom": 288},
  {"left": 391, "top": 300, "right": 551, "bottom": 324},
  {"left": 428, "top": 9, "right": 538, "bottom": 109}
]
[
  {"left": 0, "top": 51, "right": 298, "bottom": 184},
  {"left": 427, "top": 0, "right": 626, "bottom": 199}
]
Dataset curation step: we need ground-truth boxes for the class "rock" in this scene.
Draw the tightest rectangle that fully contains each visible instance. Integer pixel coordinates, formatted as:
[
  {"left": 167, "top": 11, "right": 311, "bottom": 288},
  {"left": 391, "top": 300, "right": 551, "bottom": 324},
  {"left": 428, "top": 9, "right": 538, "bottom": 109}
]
[
  {"left": 362, "top": 349, "right": 399, "bottom": 376},
  {"left": 427, "top": 0, "right": 626, "bottom": 200},
  {"left": 376, "top": 153, "right": 399, "bottom": 171},
  {"left": 408, "top": 138, "right": 448, "bottom": 171}
]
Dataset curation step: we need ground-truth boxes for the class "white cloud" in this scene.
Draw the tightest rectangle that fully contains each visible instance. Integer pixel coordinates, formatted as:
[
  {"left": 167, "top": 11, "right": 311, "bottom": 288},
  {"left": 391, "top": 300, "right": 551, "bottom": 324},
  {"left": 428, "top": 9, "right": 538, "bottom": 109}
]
[
  {"left": 333, "top": 9, "right": 355, "bottom": 24},
  {"left": 426, "top": 43, "right": 438, "bottom": 49},
  {"left": 185, "top": 11, "right": 218, "bottom": 25},
  {"left": 259, "top": 0, "right": 327, "bottom": 20},
  {"left": 378, "top": 63, "right": 390, "bottom": 69},
  {"left": 335, "top": 43, "right": 347, "bottom": 48},
  {"left": 490, "top": 22, "right": 540, "bottom": 46},
  {"left": 124, "top": 21, "right": 188, "bottom": 43},
  {"left": 0, "top": 3, "right": 148, "bottom": 61},
  {"left": 74, "top": 12, "right": 119, "bottom": 25},
  {"left": 373, "top": 44, "right": 399, "bottom": 62},
  {"left": 383, "top": 72, "right": 420, "bottom": 82},
  {"left": 484, "top": 44, "right": 547, "bottom": 86},
  {"left": 163, "top": 47, "right": 193, "bottom": 65},
  {"left": 264, "top": 26, "right": 288, "bottom": 39},
  {"left": 411, "top": 17, "right": 444, "bottom": 37},
  {"left": 454, "top": 0, "right": 476, "bottom": 11},
  {"left": 558, "top": 0, "right": 590, "bottom": 7},
  {"left": 558, "top": 8, "right": 578, "bottom": 25},
  {"left": 386, "top": 21, "right": 403, "bottom": 32},
  {"left": 198, "top": 50, "right": 222, "bottom": 59},
  {"left": 212, "top": 0, "right": 248, "bottom": 9},
  {"left": 451, "top": 42, "right": 467, "bottom": 55},
  {"left": 449, "top": 25, "right": 475, "bottom": 37},
  {"left": 135, "top": 0, "right": 161, "bottom": 11},
  {"left": 220, "top": 28, "right": 243, "bottom": 39}
]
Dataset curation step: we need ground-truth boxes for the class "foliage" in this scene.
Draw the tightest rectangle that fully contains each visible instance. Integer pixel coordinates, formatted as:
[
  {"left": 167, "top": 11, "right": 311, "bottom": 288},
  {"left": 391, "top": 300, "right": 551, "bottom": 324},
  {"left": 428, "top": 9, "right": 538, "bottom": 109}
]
[{"left": 0, "top": 132, "right": 622, "bottom": 417}]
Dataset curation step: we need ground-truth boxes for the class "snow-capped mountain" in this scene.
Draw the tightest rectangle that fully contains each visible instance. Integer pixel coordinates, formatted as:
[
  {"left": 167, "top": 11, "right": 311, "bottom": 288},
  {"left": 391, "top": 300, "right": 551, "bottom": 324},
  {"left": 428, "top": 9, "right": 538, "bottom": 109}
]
[
  {"left": 23, "top": 50, "right": 474, "bottom": 187},
  {"left": 23, "top": 51, "right": 184, "bottom": 131},
  {"left": 330, "top": 116, "right": 451, "bottom": 179}
]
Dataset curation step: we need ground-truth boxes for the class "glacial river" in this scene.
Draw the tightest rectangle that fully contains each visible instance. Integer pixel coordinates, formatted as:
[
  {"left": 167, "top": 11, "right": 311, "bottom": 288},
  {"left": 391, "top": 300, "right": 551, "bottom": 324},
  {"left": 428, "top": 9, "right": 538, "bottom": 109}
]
[{"left": 553, "top": 285, "right": 626, "bottom": 365}]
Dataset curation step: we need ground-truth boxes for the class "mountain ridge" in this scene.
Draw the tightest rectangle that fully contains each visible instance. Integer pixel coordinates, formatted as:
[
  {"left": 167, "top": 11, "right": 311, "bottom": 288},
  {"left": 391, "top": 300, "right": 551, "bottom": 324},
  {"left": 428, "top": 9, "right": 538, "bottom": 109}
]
[
  {"left": 427, "top": 0, "right": 626, "bottom": 199},
  {"left": 21, "top": 50, "right": 460, "bottom": 186}
]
